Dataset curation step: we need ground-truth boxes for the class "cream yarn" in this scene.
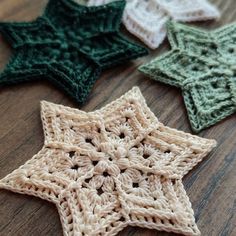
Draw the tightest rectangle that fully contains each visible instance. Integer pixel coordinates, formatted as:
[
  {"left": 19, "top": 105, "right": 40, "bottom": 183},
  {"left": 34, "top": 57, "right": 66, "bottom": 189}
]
[
  {"left": 0, "top": 87, "right": 217, "bottom": 235},
  {"left": 87, "top": 0, "right": 220, "bottom": 49}
]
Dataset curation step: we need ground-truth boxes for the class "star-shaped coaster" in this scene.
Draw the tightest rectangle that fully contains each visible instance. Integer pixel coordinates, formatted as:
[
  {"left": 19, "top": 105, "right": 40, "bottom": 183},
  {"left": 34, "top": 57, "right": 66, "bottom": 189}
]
[
  {"left": 0, "top": 87, "right": 216, "bottom": 236},
  {"left": 86, "top": 0, "right": 220, "bottom": 49},
  {"left": 139, "top": 21, "right": 236, "bottom": 132},
  {"left": 0, "top": 0, "right": 147, "bottom": 103}
]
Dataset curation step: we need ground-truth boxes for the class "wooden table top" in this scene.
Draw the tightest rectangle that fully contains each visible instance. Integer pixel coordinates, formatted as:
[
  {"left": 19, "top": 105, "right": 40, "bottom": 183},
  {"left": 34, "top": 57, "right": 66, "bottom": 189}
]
[{"left": 0, "top": 0, "right": 235, "bottom": 235}]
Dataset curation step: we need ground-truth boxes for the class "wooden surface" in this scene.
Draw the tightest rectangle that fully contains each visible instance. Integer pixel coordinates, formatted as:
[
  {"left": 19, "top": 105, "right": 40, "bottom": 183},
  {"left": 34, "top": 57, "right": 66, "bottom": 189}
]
[{"left": 0, "top": 0, "right": 235, "bottom": 235}]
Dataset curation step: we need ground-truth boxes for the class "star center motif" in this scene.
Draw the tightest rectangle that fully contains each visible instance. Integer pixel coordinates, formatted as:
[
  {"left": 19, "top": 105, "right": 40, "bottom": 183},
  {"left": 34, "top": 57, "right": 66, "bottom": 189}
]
[{"left": 0, "top": 87, "right": 216, "bottom": 236}]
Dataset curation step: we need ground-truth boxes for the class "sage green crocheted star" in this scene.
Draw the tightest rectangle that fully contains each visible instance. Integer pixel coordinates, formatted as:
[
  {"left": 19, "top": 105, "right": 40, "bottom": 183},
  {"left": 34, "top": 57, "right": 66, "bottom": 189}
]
[
  {"left": 139, "top": 21, "right": 236, "bottom": 133},
  {"left": 0, "top": 0, "right": 147, "bottom": 103}
]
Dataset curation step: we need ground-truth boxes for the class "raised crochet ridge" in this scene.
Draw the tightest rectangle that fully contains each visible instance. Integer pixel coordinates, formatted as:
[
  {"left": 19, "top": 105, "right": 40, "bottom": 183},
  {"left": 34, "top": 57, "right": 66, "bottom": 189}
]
[
  {"left": 139, "top": 21, "right": 236, "bottom": 132},
  {"left": 0, "top": 87, "right": 216, "bottom": 236},
  {"left": 86, "top": 0, "right": 220, "bottom": 49},
  {"left": 0, "top": 0, "right": 147, "bottom": 103}
]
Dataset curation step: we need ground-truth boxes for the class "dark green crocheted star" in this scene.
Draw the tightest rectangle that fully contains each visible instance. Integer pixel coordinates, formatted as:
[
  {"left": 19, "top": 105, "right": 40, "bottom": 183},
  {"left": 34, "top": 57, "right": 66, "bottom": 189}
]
[
  {"left": 0, "top": 0, "right": 148, "bottom": 103},
  {"left": 139, "top": 21, "right": 236, "bottom": 133}
]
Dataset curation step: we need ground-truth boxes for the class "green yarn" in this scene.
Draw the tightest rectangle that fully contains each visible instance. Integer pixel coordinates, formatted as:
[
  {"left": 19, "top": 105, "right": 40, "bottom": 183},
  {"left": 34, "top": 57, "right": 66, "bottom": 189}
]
[
  {"left": 139, "top": 21, "right": 236, "bottom": 133},
  {"left": 0, "top": 0, "right": 148, "bottom": 103}
]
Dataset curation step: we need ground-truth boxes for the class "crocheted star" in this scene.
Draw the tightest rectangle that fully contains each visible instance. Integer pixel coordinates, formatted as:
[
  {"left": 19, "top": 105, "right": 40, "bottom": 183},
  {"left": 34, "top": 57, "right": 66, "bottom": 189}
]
[
  {"left": 0, "top": 87, "right": 216, "bottom": 236},
  {"left": 139, "top": 21, "right": 236, "bottom": 132},
  {"left": 86, "top": 0, "right": 220, "bottom": 49},
  {"left": 0, "top": 0, "right": 147, "bottom": 103}
]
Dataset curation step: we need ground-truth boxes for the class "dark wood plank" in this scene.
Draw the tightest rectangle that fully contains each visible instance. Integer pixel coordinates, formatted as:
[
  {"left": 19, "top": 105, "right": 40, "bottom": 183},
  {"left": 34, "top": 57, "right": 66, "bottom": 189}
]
[{"left": 0, "top": 0, "right": 235, "bottom": 235}]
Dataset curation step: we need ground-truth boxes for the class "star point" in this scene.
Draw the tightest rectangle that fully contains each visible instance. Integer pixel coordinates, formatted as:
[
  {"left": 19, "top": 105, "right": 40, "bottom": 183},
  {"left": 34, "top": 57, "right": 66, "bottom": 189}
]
[
  {"left": 0, "top": 87, "right": 216, "bottom": 236},
  {"left": 139, "top": 21, "right": 236, "bottom": 132}
]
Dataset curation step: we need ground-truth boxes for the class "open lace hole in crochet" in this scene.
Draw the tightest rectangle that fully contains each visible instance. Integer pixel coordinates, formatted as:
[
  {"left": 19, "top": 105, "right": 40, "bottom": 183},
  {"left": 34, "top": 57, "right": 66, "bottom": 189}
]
[
  {"left": 192, "top": 66, "right": 199, "bottom": 71},
  {"left": 71, "top": 164, "right": 79, "bottom": 170},
  {"left": 85, "top": 177, "right": 92, "bottom": 183},
  {"left": 97, "top": 187, "right": 104, "bottom": 195},
  {"left": 143, "top": 153, "right": 150, "bottom": 159},
  {"left": 119, "top": 132, "right": 125, "bottom": 139},
  {"left": 169, "top": 219, "right": 175, "bottom": 225},
  {"left": 210, "top": 43, "right": 218, "bottom": 50},
  {"left": 125, "top": 117, "right": 129, "bottom": 122},
  {"left": 201, "top": 49, "right": 208, "bottom": 55},
  {"left": 132, "top": 182, "right": 139, "bottom": 188},
  {"left": 164, "top": 149, "right": 171, "bottom": 153},
  {"left": 85, "top": 138, "right": 94, "bottom": 145},
  {"left": 69, "top": 151, "right": 75, "bottom": 158},
  {"left": 212, "top": 82, "right": 218, "bottom": 89},
  {"left": 92, "top": 160, "right": 98, "bottom": 166},
  {"left": 102, "top": 171, "right": 109, "bottom": 177},
  {"left": 140, "top": 139, "right": 146, "bottom": 145},
  {"left": 228, "top": 48, "right": 234, "bottom": 53}
]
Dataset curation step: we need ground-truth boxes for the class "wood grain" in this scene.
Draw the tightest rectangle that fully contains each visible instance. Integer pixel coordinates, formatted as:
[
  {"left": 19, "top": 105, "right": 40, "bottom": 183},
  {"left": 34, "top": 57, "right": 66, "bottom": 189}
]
[{"left": 0, "top": 0, "right": 235, "bottom": 236}]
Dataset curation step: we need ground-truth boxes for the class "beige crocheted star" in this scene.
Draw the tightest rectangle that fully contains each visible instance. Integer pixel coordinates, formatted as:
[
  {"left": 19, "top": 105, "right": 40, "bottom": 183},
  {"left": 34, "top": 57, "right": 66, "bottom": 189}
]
[{"left": 0, "top": 87, "right": 216, "bottom": 236}]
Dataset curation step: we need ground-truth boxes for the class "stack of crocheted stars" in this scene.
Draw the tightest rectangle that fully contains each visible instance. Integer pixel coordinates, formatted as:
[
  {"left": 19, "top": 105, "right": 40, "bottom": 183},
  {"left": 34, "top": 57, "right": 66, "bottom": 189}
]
[
  {"left": 139, "top": 21, "right": 236, "bottom": 133},
  {"left": 0, "top": 0, "right": 147, "bottom": 103},
  {"left": 0, "top": 0, "right": 229, "bottom": 235},
  {"left": 0, "top": 87, "right": 217, "bottom": 236},
  {"left": 86, "top": 0, "right": 220, "bottom": 49}
]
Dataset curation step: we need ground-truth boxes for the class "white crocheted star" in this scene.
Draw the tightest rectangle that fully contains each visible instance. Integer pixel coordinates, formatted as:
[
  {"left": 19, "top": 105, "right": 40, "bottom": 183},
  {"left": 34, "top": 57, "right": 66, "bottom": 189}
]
[
  {"left": 0, "top": 87, "right": 216, "bottom": 236},
  {"left": 86, "top": 0, "right": 220, "bottom": 49}
]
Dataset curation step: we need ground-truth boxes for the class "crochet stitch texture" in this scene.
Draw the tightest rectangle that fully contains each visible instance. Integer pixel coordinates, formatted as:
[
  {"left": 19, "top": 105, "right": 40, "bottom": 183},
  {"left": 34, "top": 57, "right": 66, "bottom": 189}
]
[
  {"left": 0, "top": 0, "right": 147, "bottom": 103},
  {"left": 139, "top": 21, "right": 236, "bottom": 132},
  {"left": 0, "top": 87, "right": 216, "bottom": 236},
  {"left": 86, "top": 0, "right": 220, "bottom": 49}
]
